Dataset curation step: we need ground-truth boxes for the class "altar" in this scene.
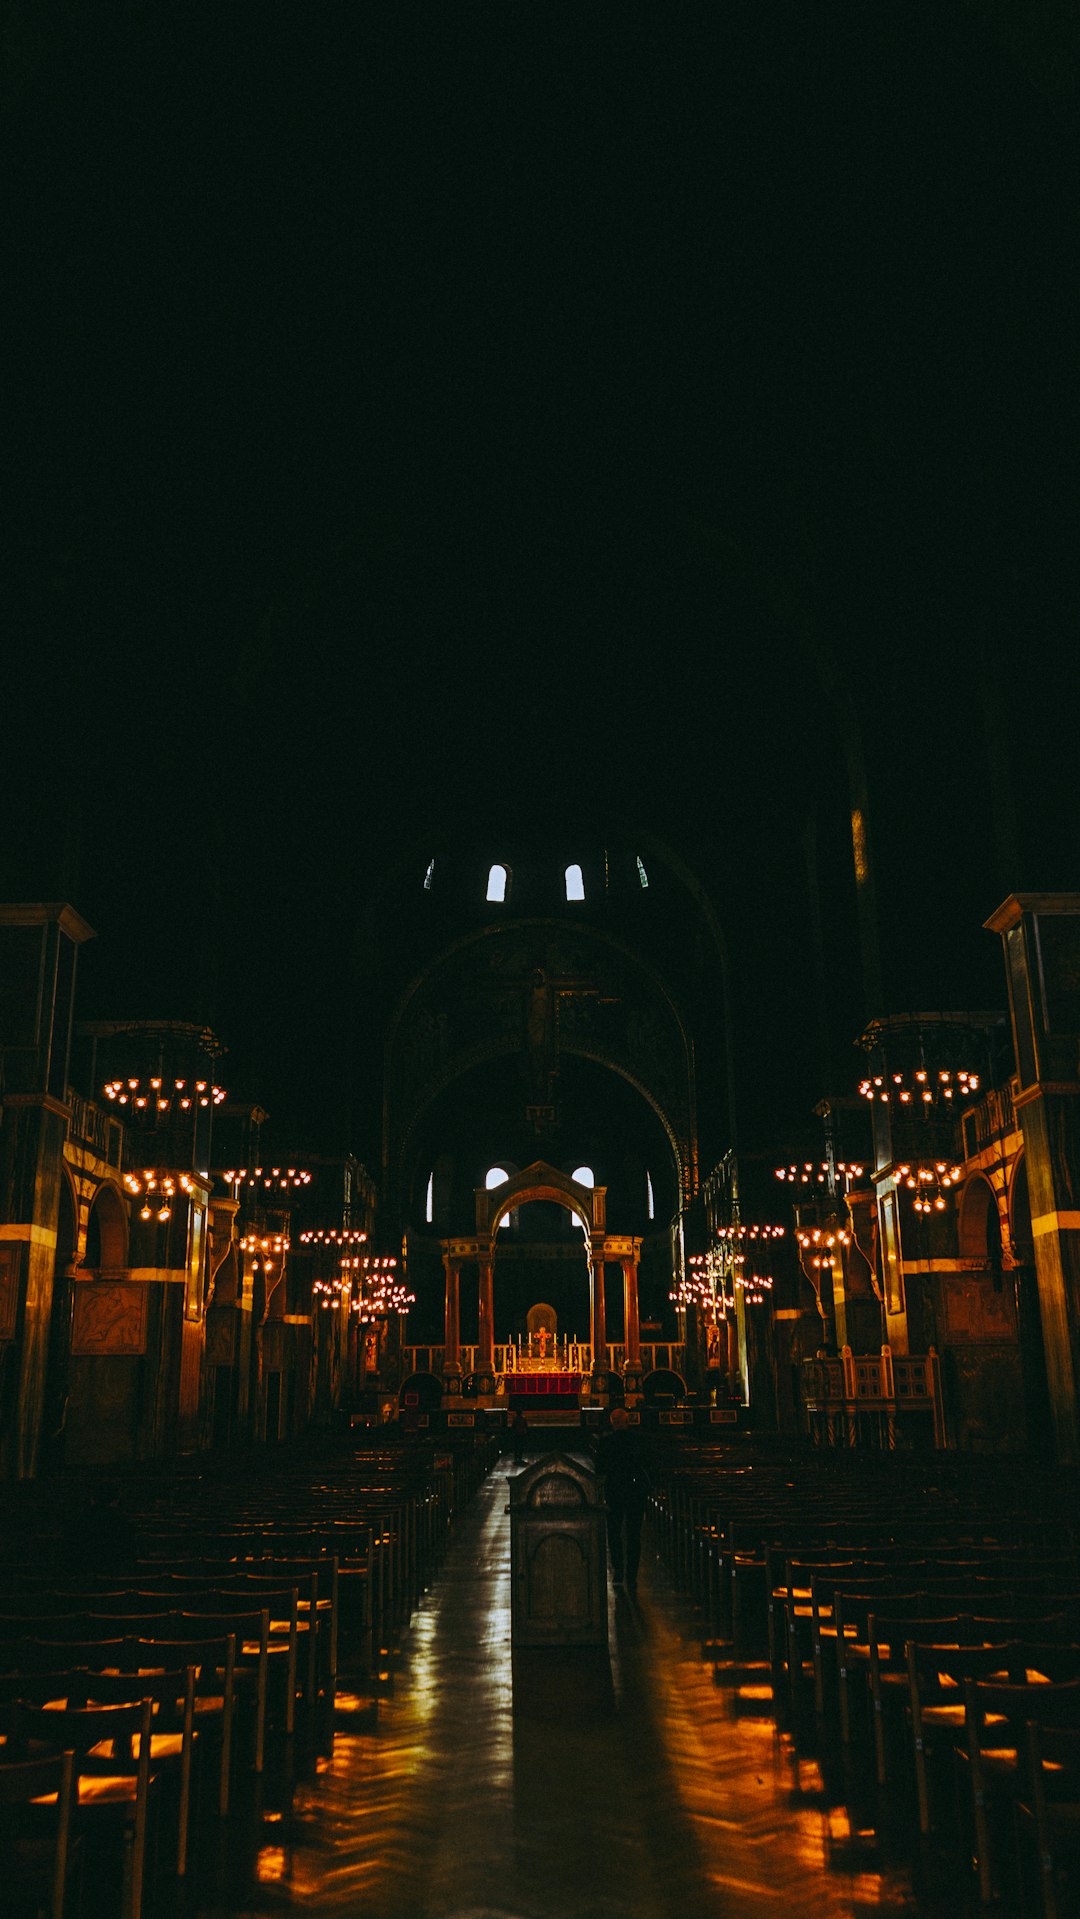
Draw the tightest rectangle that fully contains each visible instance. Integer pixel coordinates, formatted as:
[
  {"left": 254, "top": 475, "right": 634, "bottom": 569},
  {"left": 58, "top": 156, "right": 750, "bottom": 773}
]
[{"left": 506, "top": 1372, "right": 582, "bottom": 1398}]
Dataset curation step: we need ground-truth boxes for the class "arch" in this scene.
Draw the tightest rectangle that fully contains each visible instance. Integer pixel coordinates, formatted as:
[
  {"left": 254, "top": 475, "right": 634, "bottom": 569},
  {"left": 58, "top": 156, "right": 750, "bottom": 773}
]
[
  {"left": 81, "top": 1180, "right": 128, "bottom": 1270},
  {"left": 958, "top": 1174, "right": 1002, "bottom": 1266},
  {"left": 564, "top": 863, "right": 585, "bottom": 902},
  {"left": 394, "top": 1037, "right": 688, "bottom": 1207},
  {"left": 643, "top": 1367, "right": 686, "bottom": 1404},
  {"left": 486, "top": 863, "right": 510, "bottom": 903},
  {"left": 476, "top": 1160, "right": 598, "bottom": 1252},
  {"left": 398, "top": 1371, "right": 443, "bottom": 1412},
  {"left": 383, "top": 915, "right": 700, "bottom": 1203}
]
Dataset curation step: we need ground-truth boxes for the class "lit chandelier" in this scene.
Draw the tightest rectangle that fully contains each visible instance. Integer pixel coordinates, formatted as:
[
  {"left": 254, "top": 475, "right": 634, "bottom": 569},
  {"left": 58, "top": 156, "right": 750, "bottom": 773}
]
[
  {"left": 715, "top": 1223, "right": 786, "bottom": 1241},
  {"left": 775, "top": 1161, "right": 865, "bottom": 1187},
  {"left": 896, "top": 1161, "right": 962, "bottom": 1213},
  {"left": 240, "top": 1232, "right": 290, "bottom": 1255},
  {"left": 338, "top": 1253, "right": 416, "bottom": 1319},
  {"left": 735, "top": 1271, "right": 773, "bottom": 1304},
  {"left": 105, "top": 1077, "right": 226, "bottom": 1112},
  {"left": 796, "top": 1225, "right": 851, "bottom": 1270},
  {"left": 124, "top": 1170, "right": 195, "bottom": 1222},
  {"left": 299, "top": 1227, "right": 368, "bottom": 1246},
  {"left": 224, "top": 1167, "right": 312, "bottom": 1191},
  {"left": 858, "top": 1069, "right": 980, "bottom": 1107},
  {"left": 671, "top": 1266, "right": 712, "bottom": 1310},
  {"left": 313, "top": 1272, "right": 348, "bottom": 1309}
]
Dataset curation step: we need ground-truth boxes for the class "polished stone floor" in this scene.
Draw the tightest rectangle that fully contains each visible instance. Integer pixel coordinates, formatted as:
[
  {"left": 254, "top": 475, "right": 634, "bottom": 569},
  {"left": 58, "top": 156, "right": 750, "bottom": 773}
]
[{"left": 194, "top": 1457, "right": 926, "bottom": 1919}]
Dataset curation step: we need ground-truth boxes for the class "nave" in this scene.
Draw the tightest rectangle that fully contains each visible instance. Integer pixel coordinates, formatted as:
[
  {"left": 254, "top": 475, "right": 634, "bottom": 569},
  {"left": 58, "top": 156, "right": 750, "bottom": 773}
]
[{"left": 197, "top": 1455, "right": 918, "bottom": 1919}]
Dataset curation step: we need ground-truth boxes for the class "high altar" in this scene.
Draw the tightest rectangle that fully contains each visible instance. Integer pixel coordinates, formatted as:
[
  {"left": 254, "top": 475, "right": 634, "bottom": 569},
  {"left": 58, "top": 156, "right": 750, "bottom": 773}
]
[{"left": 438, "top": 1161, "right": 644, "bottom": 1409}]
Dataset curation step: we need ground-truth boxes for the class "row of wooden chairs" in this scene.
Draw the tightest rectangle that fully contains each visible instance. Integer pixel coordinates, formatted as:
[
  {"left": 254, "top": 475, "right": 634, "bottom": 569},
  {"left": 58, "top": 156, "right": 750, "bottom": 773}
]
[
  {"left": 0, "top": 1435, "right": 495, "bottom": 1917},
  {"left": 647, "top": 1441, "right": 1080, "bottom": 1913}
]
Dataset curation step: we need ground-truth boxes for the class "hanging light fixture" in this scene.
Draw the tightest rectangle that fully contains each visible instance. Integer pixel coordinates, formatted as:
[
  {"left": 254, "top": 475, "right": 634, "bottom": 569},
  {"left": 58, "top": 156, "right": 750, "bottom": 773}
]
[
  {"left": 775, "top": 1161, "right": 865, "bottom": 1186},
  {"left": 796, "top": 1225, "right": 851, "bottom": 1269},
  {"left": 858, "top": 1068, "right": 980, "bottom": 1107},
  {"left": 105, "top": 1077, "right": 226, "bottom": 1111},
  {"left": 224, "top": 1167, "right": 312, "bottom": 1191},
  {"left": 299, "top": 1227, "right": 368, "bottom": 1246},
  {"left": 123, "top": 1170, "right": 196, "bottom": 1222},
  {"left": 895, "top": 1162, "right": 962, "bottom": 1213}
]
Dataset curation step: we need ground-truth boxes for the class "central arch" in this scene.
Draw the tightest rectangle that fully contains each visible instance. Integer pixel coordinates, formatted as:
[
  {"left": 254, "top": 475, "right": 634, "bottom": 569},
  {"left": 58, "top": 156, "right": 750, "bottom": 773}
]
[
  {"left": 439, "top": 1160, "right": 642, "bottom": 1403},
  {"left": 475, "top": 1161, "right": 602, "bottom": 1255}
]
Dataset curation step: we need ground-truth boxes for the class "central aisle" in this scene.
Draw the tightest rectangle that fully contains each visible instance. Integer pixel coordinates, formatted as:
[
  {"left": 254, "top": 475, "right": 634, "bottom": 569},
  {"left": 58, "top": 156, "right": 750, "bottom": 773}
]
[{"left": 235, "top": 1458, "right": 918, "bottom": 1919}]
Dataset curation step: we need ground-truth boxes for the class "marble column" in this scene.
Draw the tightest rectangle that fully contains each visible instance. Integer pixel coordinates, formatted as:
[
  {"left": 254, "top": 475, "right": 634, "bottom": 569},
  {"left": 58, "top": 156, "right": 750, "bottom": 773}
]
[
  {"left": 622, "top": 1256, "right": 641, "bottom": 1368},
  {"left": 590, "top": 1250, "right": 608, "bottom": 1370},
  {"left": 478, "top": 1252, "right": 495, "bottom": 1371},
  {"left": 442, "top": 1253, "right": 461, "bottom": 1373}
]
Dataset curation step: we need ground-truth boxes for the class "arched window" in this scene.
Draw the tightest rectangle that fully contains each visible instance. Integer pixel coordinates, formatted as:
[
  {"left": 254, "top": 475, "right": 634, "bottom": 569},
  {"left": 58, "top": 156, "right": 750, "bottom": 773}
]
[
  {"left": 571, "top": 1165, "right": 594, "bottom": 1188},
  {"left": 565, "top": 863, "right": 585, "bottom": 902},
  {"left": 423, "top": 858, "right": 435, "bottom": 891},
  {"left": 636, "top": 856, "right": 649, "bottom": 889},
  {"left": 486, "top": 863, "right": 509, "bottom": 903},
  {"left": 646, "top": 1170, "right": 655, "bottom": 1220},
  {"left": 485, "top": 1166, "right": 510, "bottom": 1190},
  {"left": 425, "top": 1171, "right": 434, "bottom": 1223},
  {"left": 498, "top": 1212, "right": 511, "bottom": 1231}
]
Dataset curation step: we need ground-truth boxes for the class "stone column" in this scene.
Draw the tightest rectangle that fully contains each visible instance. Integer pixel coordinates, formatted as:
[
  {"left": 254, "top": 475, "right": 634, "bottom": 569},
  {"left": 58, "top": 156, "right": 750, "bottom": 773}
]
[
  {"left": 590, "top": 1249, "right": 608, "bottom": 1369},
  {"left": 0, "top": 904, "right": 95, "bottom": 1479},
  {"left": 622, "top": 1255, "right": 642, "bottom": 1368},
  {"left": 987, "top": 895, "right": 1080, "bottom": 1464},
  {"left": 442, "top": 1252, "right": 461, "bottom": 1373},
  {"left": 726, "top": 1312, "right": 740, "bottom": 1390},
  {"left": 478, "top": 1251, "right": 495, "bottom": 1371}
]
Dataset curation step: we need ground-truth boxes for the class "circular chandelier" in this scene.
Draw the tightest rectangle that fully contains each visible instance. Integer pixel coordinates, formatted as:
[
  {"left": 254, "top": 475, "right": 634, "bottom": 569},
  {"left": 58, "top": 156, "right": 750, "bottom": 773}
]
[
  {"left": 775, "top": 1161, "right": 865, "bottom": 1186},
  {"left": 896, "top": 1161, "right": 962, "bottom": 1213},
  {"left": 336, "top": 1254, "right": 416, "bottom": 1319},
  {"left": 671, "top": 1268, "right": 711, "bottom": 1309},
  {"left": 123, "top": 1170, "right": 194, "bottom": 1222},
  {"left": 796, "top": 1225, "right": 851, "bottom": 1269},
  {"left": 715, "top": 1223, "right": 785, "bottom": 1241},
  {"left": 224, "top": 1167, "right": 312, "bottom": 1191},
  {"left": 105, "top": 1077, "right": 226, "bottom": 1112},
  {"left": 313, "top": 1272, "right": 348, "bottom": 1309},
  {"left": 735, "top": 1272, "right": 773, "bottom": 1304},
  {"left": 299, "top": 1227, "right": 368, "bottom": 1246},
  {"left": 858, "top": 1069, "right": 980, "bottom": 1107}
]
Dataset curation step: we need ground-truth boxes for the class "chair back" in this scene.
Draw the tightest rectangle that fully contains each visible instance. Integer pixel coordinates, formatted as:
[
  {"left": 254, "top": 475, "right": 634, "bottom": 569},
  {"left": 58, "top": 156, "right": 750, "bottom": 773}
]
[{"left": 0, "top": 1747, "right": 76, "bottom": 1919}]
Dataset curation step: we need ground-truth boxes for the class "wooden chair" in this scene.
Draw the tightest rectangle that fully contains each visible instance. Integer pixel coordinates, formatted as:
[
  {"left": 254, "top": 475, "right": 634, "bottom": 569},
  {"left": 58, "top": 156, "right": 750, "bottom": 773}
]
[
  {"left": 168, "top": 1609, "right": 269, "bottom": 1771},
  {"left": 0, "top": 1748, "right": 77, "bottom": 1919},
  {"left": 1016, "top": 1719, "right": 1080, "bottom": 1919},
  {"left": 69, "top": 1666, "right": 196, "bottom": 1876},
  {"left": 14, "top": 1697, "right": 155, "bottom": 1919},
  {"left": 961, "top": 1676, "right": 1080, "bottom": 1904},
  {"left": 125, "top": 1632, "right": 237, "bottom": 1816},
  {"left": 906, "top": 1639, "right": 1021, "bottom": 1836}
]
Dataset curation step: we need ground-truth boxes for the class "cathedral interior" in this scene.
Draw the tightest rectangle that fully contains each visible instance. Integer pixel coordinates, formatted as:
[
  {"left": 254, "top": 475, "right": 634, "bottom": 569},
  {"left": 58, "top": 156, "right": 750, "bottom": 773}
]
[{"left": 4, "top": 8, "right": 1080, "bottom": 1918}]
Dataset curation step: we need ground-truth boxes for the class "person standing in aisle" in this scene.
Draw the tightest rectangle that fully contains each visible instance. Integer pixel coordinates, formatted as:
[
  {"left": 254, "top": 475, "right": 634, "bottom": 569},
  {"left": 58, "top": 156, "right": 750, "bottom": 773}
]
[{"left": 594, "top": 1407, "right": 649, "bottom": 1592}]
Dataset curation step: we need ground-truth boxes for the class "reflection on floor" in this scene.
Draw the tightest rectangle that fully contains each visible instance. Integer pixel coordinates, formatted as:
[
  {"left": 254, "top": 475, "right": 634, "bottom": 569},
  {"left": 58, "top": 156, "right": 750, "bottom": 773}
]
[{"left": 188, "top": 1458, "right": 928, "bottom": 1919}]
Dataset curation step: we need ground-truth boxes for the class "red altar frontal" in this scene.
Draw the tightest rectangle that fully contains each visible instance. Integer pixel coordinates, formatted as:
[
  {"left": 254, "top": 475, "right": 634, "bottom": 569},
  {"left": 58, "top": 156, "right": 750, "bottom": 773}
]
[{"left": 506, "top": 1373, "right": 581, "bottom": 1401}]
